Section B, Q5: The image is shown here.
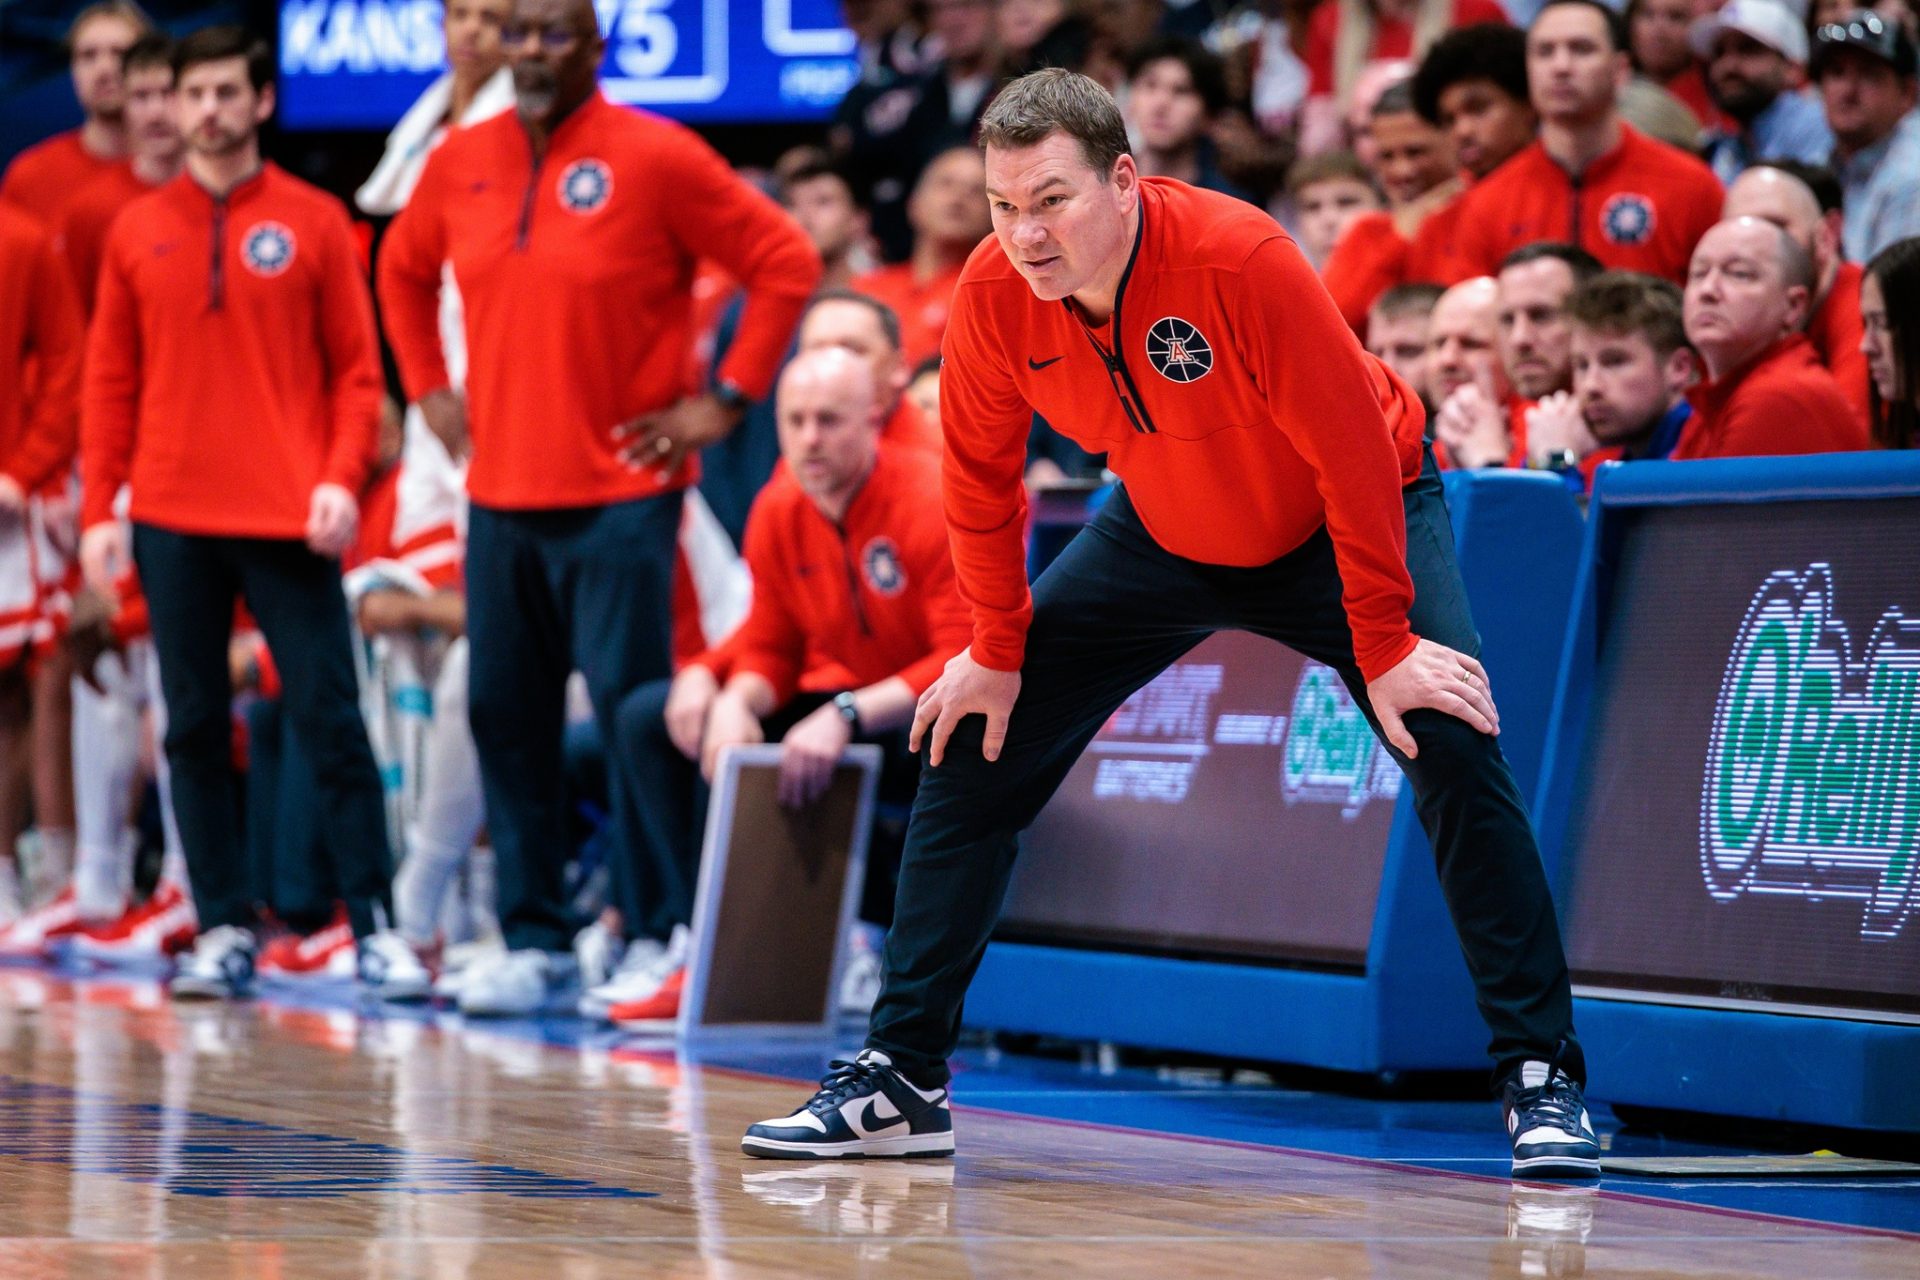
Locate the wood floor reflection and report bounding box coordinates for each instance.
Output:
[0,969,1906,1279]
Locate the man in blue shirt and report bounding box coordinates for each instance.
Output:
[1815,10,1920,260]
[1522,272,1695,490]
[1695,0,1834,186]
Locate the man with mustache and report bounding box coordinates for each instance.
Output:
[378,0,820,1016]
[1695,0,1834,186]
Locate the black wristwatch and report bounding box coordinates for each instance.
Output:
[712,379,751,418]
[832,691,861,731]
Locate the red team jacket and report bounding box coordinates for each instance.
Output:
[940,177,1427,683]
[1807,261,1872,432]
[81,164,384,537]
[694,445,971,702]
[0,205,84,495]
[378,92,821,511]
[1448,126,1723,284]
[0,132,125,226]
[1676,334,1867,460]
[54,166,156,316]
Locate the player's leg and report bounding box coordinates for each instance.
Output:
[237,539,428,999]
[131,526,253,995]
[562,494,681,1000]
[70,652,140,920]
[1242,452,1594,1177]
[394,637,489,949]
[462,504,575,1004]
[743,487,1214,1159]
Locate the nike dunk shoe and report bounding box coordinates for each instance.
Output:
[742,1049,954,1160]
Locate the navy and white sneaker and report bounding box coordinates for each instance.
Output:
[170,925,257,1000]
[742,1049,954,1160]
[1504,1052,1601,1179]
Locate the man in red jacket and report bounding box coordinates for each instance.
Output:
[1722,165,1872,433]
[0,1,149,227]
[595,348,971,1026]
[0,206,84,930]
[77,27,427,1001]
[1676,217,1868,458]
[743,70,1599,1180]
[1449,0,1723,283]
[378,0,821,1016]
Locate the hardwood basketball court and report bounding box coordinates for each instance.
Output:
[0,966,1911,1278]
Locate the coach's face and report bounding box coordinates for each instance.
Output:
[986,131,1139,304]
[506,0,602,130]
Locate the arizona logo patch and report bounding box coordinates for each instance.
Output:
[1600,193,1656,247]
[862,537,907,597]
[558,159,613,214]
[241,222,295,277]
[1146,316,1213,382]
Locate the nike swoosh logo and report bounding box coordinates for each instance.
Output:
[1028,355,1064,371]
[857,1098,909,1136]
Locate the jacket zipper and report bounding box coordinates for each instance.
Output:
[1568,172,1583,252]
[1064,201,1157,434]
[517,136,545,251]
[835,525,874,636]
[209,198,228,310]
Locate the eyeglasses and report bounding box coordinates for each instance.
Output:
[500,21,586,51]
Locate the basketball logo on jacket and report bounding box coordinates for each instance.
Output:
[241,222,296,277]
[558,159,613,214]
[1601,194,1655,247]
[862,537,907,596]
[1146,317,1212,382]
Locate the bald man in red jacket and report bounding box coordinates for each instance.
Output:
[743,71,1600,1181]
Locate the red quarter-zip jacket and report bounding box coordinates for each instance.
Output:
[1449,125,1722,285]
[0,204,83,493]
[1,131,127,228]
[81,164,382,535]
[378,91,821,511]
[941,177,1426,682]
[1676,334,1866,460]
[693,445,971,702]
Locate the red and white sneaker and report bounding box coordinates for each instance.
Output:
[608,965,685,1029]
[0,888,90,957]
[257,907,354,979]
[68,883,199,964]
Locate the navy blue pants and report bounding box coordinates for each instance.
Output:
[867,453,1582,1090]
[465,493,682,953]
[243,697,338,933]
[133,526,392,938]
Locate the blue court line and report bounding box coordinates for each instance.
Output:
[0,1072,653,1200]
[28,960,1920,1236]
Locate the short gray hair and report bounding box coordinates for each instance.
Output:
[978,68,1131,178]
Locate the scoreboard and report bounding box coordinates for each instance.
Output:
[277,0,860,129]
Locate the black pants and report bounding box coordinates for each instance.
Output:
[867,454,1582,1091]
[465,493,681,953]
[133,526,392,938]
[243,697,337,933]
[613,683,917,942]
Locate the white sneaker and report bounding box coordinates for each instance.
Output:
[171,925,257,1000]
[457,947,573,1017]
[573,919,624,991]
[577,925,687,1021]
[432,935,505,1002]
[358,931,433,1002]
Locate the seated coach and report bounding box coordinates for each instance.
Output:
[600,348,972,1025]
